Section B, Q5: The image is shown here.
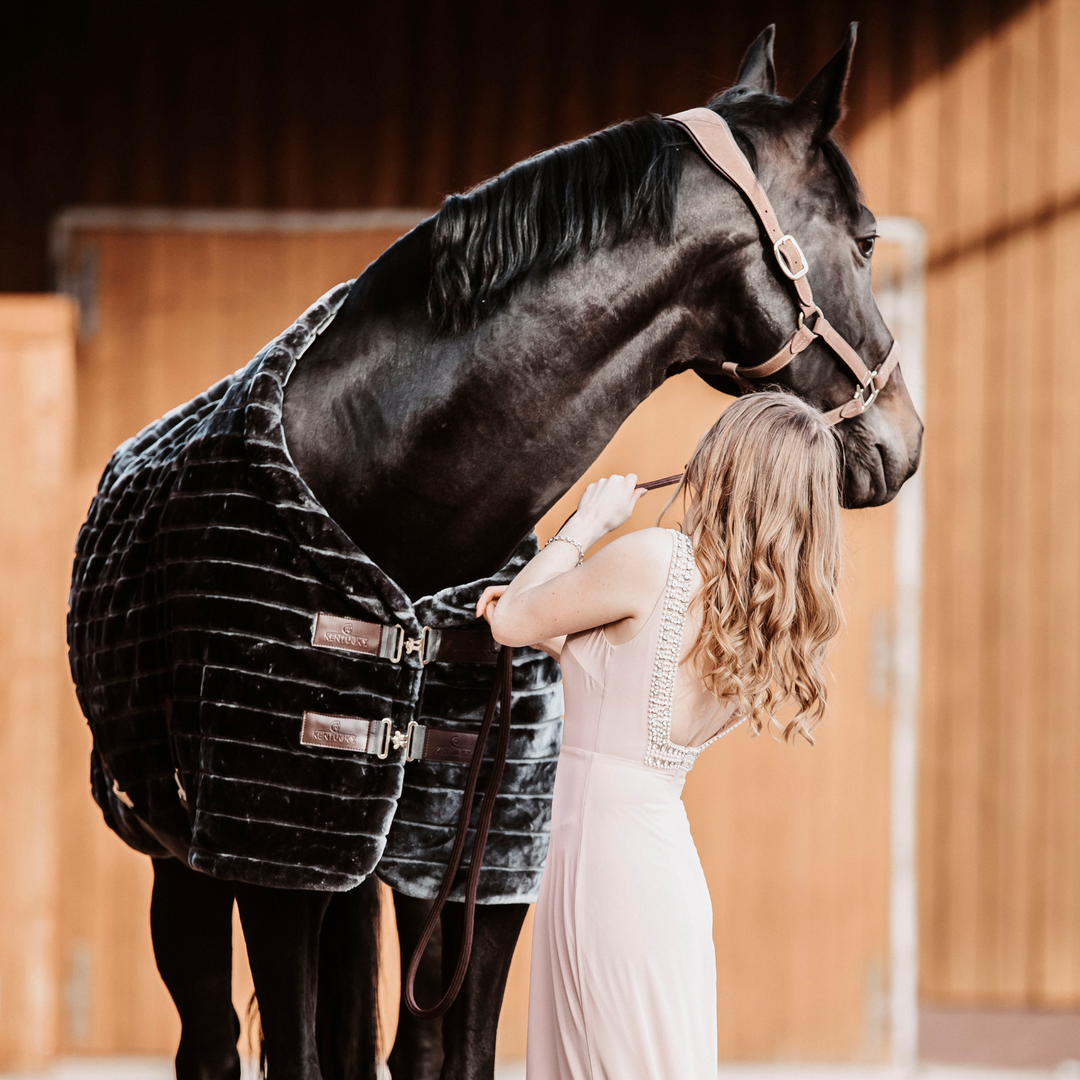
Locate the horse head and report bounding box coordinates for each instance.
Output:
[287,25,923,593]
[685,25,923,507]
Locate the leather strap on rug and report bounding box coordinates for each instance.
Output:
[312,613,501,665]
[404,644,514,1018]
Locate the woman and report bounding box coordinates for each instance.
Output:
[475,391,844,1080]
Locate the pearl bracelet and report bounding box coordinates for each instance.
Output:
[544,534,585,566]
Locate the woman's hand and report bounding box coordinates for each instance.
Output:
[481,473,653,654]
[475,585,507,625]
[562,474,647,549]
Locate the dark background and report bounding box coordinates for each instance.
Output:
[3,0,1026,293]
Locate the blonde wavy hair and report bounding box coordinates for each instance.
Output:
[663,392,844,743]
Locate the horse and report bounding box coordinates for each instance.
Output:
[72,23,921,1080]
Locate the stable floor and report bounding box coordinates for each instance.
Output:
[2,1063,1080,1080]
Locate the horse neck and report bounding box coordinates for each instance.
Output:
[285,206,741,599]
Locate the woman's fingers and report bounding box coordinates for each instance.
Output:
[577,473,644,533]
[475,585,508,623]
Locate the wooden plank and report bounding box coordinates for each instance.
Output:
[1043,0,1080,1005]
[850,0,895,209]
[1022,0,1059,1003]
[0,296,76,1070]
[997,4,1042,1004]
[972,6,1033,1004]
[902,0,945,230]
[937,16,994,1003]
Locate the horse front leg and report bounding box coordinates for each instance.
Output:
[439,901,528,1080]
[316,877,382,1080]
[388,892,445,1080]
[150,856,241,1080]
[235,881,331,1079]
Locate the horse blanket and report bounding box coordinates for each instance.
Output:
[68,281,563,898]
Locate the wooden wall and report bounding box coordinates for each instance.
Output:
[0,297,75,1071]
[2,0,1030,292]
[848,0,1080,1007]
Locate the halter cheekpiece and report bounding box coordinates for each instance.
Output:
[664,108,900,426]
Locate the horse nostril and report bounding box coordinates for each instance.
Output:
[874,443,890,493]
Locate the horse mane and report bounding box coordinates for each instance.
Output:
[426,101,863,336]
[818,137,863,219]
[427,116,685,335]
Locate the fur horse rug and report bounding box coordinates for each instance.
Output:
[68,281,563,899]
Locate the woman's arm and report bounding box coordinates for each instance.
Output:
[475,585,566,660]
[476,474,671,649]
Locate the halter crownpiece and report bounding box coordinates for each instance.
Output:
[663,108,900,427]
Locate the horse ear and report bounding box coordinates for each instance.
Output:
[735,25,776,94]
[791,22,858,141]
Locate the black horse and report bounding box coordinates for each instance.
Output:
[96,24,921,1080]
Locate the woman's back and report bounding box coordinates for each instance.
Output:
[559,529,739,770]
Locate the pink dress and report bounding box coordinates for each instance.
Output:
[527,530,740,1080]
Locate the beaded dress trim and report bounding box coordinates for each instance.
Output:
[644,530,742,773]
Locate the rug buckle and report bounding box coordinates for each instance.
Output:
[404,626,434,665]
[388,625,406,663]
[372,718,393,759]
[392,720,424,761]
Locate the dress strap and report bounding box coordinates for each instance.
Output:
[644,531,698,772]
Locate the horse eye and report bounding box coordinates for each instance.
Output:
[858,236,876,259]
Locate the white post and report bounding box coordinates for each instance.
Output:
[877,218,927,1073]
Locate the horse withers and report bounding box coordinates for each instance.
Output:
[68,23,921,1080]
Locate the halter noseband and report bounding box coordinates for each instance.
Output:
[664,108,900,427]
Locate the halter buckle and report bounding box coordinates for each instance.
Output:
[853,368,882,412]
[774,234,810,280]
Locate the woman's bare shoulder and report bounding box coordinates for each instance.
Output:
[588,528,677,641]
[594,527,677,572]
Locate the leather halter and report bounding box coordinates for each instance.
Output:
[664,108,901,427]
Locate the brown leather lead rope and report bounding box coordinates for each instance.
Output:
[637,472,683,491]
[404,644,514,1018]
[550,471,685,538]
[405,481,679,1016]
